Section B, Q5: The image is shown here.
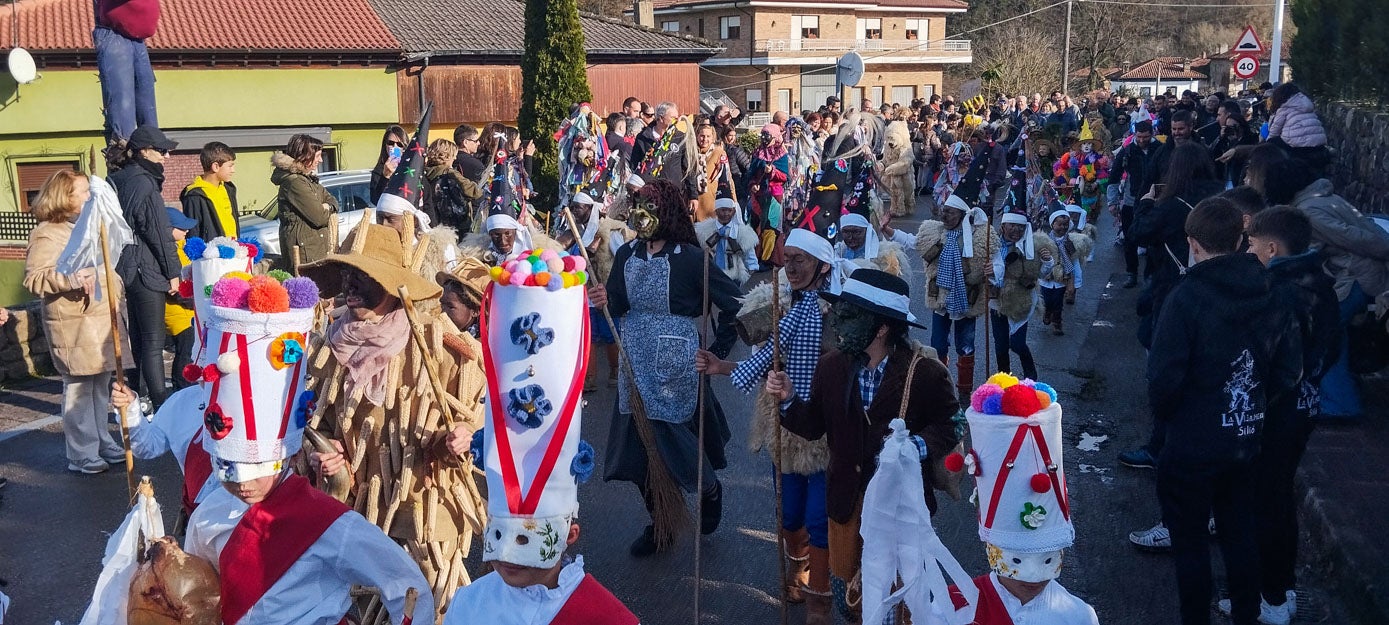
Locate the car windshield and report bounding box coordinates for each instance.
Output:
[256,177,372,221]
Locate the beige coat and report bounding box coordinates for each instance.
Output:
[24,221,130,377]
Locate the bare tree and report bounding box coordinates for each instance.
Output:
[973,24,1065,98]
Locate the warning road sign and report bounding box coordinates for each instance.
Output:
[1233,54,1260,80]
[1233,26,1263,54]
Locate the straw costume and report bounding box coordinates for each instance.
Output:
[299,222,488,620]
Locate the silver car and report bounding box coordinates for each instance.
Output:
[239,169,374,260]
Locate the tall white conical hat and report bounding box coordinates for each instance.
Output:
[477,247,595,569]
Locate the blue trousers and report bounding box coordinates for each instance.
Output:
[779,469,828,548]
[93,27,158,143]
[1320,283,1368,418]
[989,310,1037,380]
[929,311,976,358]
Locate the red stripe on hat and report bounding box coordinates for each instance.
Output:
[237,334,257,441]
[278,357,304,440]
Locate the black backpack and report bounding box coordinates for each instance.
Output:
[424,172,471,231]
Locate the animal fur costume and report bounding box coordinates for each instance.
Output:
[995,233,1059,324]
[299,223,488,619]
[881,121,917,218]
[916,217,1000,320]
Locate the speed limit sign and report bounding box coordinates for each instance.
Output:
[1233,54,1260,80]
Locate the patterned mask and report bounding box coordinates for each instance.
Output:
[987,543,1063,583]
[630,202,661,239]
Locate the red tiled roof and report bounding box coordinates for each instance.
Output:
[1115,57,1208,81]
[652,0,968,10]
[0,0,399,54]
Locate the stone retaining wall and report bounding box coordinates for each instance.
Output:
[1320,102,1389,215]
[0,302,55,384]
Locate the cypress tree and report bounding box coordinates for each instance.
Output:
[519,0,593,210]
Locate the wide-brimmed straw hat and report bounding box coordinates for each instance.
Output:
[299,222,442,301]
[436,256,491,309]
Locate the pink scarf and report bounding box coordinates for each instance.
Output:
[327,308,412,406]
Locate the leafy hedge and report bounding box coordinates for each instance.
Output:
[1290,0,1388,105]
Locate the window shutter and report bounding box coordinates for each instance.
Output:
[16,161,81,213]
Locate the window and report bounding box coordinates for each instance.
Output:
[777,89,792,114]
[719,16,741,40]
[849,87,864,109]
[905,19,925,41]
[317,146,339,173]
[662,20,679,32]
[856,18,882,40]
[870,86,884,108]
[746,89,764,112]
[15,160,81,213]
[1140,86,1153,97]
[891,86,915,106]
[793,15,819,39]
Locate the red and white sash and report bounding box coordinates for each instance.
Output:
[181,429,212,514]
[218,474,350,625]
[551,574,639,625]
[950,575,1016,625]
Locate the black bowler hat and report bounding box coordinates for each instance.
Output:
[821,268,925,329]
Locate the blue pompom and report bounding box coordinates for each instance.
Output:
[982,394,1004,415]
[1034,382,1058,402]
[570,440,596,484]
[217,245,236,259]
[241,236,266,264]
[184,237,207,260]
[469,429,485,463]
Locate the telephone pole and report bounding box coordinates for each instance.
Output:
[1269,0,1286,83]
[1062,0,1073,95]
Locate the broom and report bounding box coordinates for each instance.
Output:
[562,207,688,549]
[693,245,710,625]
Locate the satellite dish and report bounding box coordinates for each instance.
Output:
[836,51,864,88]
[8,48,37,85]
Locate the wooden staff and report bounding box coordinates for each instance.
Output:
[561,207,688,548]
[983,208,994,375]
[770,267,788,625]
[396,286,457,428]
[99,222,136,504]
[400,588,419,625]
[693,245,711,625]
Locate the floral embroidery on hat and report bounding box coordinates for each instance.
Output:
[506,384,552,429]
[1020,502,1048,530]
[510,312,555,355]
[204,403,233,440]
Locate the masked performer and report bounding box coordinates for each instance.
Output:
[747,123,791,266]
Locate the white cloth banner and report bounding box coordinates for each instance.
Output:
[860,419,977,625]
[77,491,166,625]
[56,176,134,302]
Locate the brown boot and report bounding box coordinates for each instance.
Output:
[1052,308,1065,336]
[1065,280,1076,305]
[781,528,810,604]
[804,547,833,625]
[955,353,976,403]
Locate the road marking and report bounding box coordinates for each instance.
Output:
[1091,320,1115,328]
[0,414,61,444]
[1077,432,1109,452]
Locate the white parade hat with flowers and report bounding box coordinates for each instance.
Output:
[181,238,320,484]
[946,372,1074,583]
[475,247,597,569]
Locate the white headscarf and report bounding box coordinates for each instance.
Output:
[713,197,745,228]
[625,173,645,189]
[999,212,1034,259]
[786,228,852,294]
[377,192,431,234]
[569,192,600,247]
[943,195,987,258]
[836,212,880,260]
[484,213,535,253]
[1065,204,1086,229]
[1047,209,1072,232]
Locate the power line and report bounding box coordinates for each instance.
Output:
[1077,0,1275,6]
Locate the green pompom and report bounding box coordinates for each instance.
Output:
[203,285,214,297]
[268,269,293,283]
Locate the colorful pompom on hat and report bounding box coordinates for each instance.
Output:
[951,372,1073,558]
[190,257,318,484]
[478,250,594,568]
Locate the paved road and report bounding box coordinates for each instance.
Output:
[0,194,1352,625]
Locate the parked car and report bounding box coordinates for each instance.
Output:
[239,170,373,261]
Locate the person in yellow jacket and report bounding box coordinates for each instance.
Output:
[164,207,198,390]
[179,142,240,240]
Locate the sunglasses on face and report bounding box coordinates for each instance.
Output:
[387,140,405,147]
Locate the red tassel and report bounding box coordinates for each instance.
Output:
[182,363,203,383]
[1030,473,1052,493]
[944,452,965,473]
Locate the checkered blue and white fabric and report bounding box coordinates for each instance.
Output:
[731,289,823,401]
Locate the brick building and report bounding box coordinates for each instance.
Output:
[629,0,971,117]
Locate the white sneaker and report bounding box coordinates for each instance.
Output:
[1208,516,1218,536]
[1285,590,1297,615]
[67,459,110,474]
[1216,596,1293,625]
[1128,522,1171,551]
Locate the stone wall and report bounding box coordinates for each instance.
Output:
[1320,102,1389,215]
[0,302,55,384]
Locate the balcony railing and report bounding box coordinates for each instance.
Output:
[755,38,971,54]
